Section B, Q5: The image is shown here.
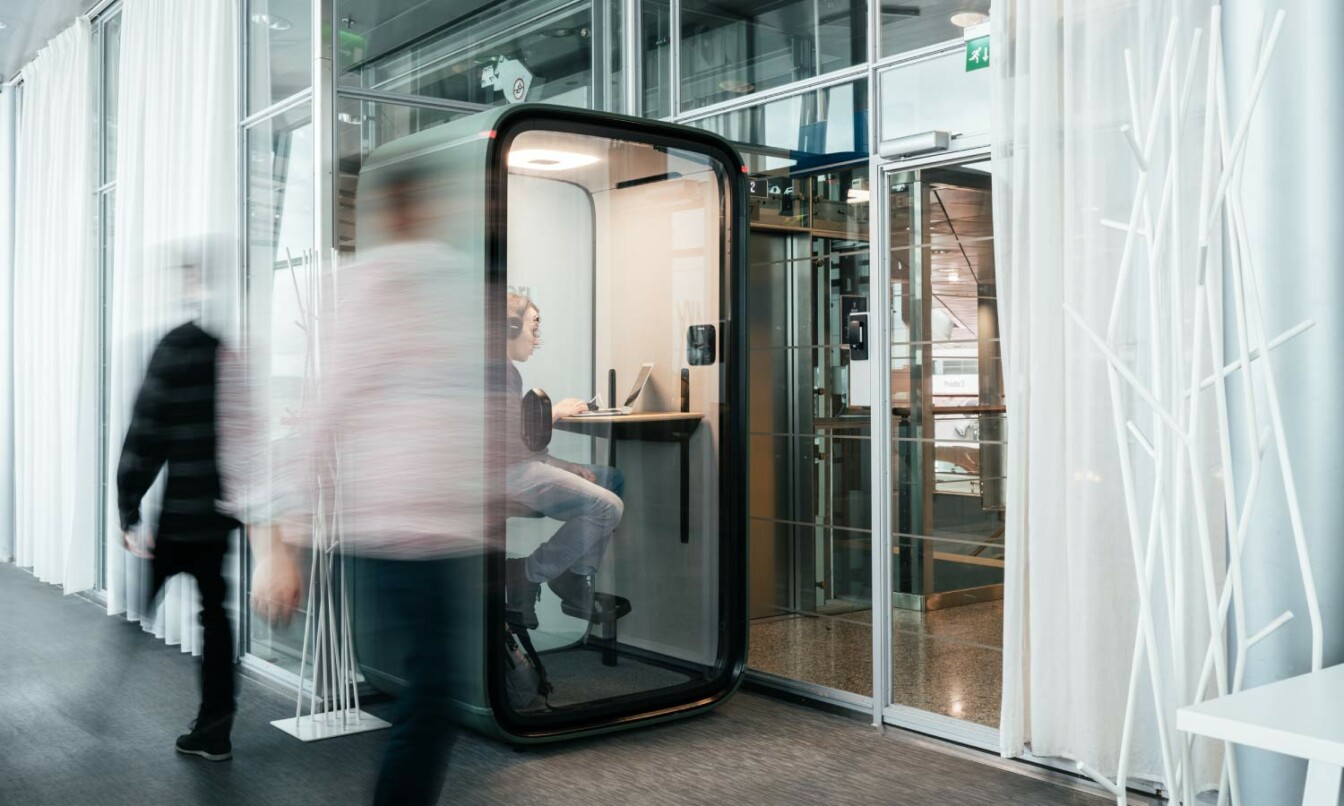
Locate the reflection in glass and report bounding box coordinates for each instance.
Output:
[887,162,1003,727]
[880,0,989,58]
[247,0,312,114]
[679,0,864,112]
[742,156,873,696]
[691,80,867,173]
[346,0,593,109]
[244,106,315,674]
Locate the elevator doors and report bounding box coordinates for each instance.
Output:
[746,164,874,698]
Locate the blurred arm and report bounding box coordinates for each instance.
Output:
[249,521,302,625]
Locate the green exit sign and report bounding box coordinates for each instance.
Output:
[964,22,990,72]
[965,35,990,71]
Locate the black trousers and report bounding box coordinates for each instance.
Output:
[149,540,236,725]
[365,555,473,806]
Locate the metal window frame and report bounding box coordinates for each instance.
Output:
[92,1,123,595]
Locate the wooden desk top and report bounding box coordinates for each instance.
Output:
[554,411,704,441]
[559,411,704,425]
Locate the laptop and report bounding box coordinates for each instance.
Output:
[574,363,654,416]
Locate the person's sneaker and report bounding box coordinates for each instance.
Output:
[175,715,233,762]
[505,558,540,629]
[548,571,595,620]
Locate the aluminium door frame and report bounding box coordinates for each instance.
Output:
[870,146,1005,752]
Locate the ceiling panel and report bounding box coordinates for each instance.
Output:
[0,0,96,83]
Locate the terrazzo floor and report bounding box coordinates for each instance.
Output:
[749,600,1003,727]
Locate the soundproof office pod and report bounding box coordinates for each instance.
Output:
[347,104,748,742]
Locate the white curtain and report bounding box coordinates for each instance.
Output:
[12,20,98,593]
[994,0,1224,794]
[104,0,239,655]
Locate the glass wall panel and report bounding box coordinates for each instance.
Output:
[641,0,672,118]
[878,50,990,148]
[886,162,1003,728]
[690,79,867,171]
[101,13,121,183]
[344,0,593,110]
[880,0,988,58]
[679,0,865,113]
[244,105,315,675]
[247,0,313,114]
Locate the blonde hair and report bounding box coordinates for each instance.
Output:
[506,292,537,320]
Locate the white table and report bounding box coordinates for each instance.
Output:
[1177,663,1344,805]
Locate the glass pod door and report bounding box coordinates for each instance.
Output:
[493,114,746,735]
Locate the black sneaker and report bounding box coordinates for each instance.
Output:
[175,714,233,762]
[505,558,540,630]
[548,571,595,620]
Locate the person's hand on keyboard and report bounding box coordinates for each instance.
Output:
[551,398,590,420]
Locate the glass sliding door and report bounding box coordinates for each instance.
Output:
[883,159,1004,731]
[243,105,316,675]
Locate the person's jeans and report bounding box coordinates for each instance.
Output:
[368,555,473,806]
[149,540,235,725]
[508,462,624,582]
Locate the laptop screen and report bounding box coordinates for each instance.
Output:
[623,362,655,408]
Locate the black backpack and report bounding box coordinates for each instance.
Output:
[503,623,552,711]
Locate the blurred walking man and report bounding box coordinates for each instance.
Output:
[117,242,241,761]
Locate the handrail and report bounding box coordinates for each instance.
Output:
[892,405,1007,417]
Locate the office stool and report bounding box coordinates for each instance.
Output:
[562,591,632,667]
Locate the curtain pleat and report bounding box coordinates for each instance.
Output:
[12,19,97,594]
[104,0,239,657]
[994,0,1225,792]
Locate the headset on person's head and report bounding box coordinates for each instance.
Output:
[505,291,535,340]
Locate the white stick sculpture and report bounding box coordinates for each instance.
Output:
[271,248,390,742]
[1064,6,1320,803]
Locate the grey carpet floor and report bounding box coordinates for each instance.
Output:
[535,646,695,709]
[0,562,1105,806]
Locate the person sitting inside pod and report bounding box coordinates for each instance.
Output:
[502,292,625,629]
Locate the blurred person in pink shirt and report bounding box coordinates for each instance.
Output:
[250,164,490,806]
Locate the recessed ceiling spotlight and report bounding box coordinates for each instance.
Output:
[251,13,292,32]
[950,11,988,28]
[0,20,9,31]
[508,149,599,172]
